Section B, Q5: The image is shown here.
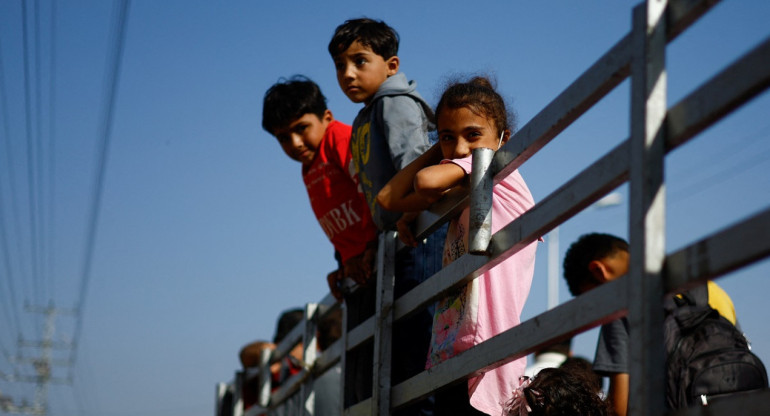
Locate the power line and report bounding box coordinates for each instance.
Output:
[0,21,34,339]
[33,0,48,309]
[21,0,43,333]
[668,122,770,203]
[0,193,23,339]
[0,18,25,345]
[69,0,131,376]
[45,0,57,303]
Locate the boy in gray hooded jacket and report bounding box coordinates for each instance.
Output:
[329,17,444,416]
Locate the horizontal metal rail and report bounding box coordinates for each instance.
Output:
[219,1,770,415]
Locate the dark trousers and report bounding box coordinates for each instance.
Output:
[344,225,447,416]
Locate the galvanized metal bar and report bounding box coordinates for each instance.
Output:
[413,186,468,241]
[271,321,303,367]
[257,348,271,410]
[666,35,770,150]
[232,375,244,416]
[627,2,668,415]
[300,303,319,416]
[664,207,770,294]
[242,404,267,416]
[344,398,371,416]
[411,0,724,247]
[270,369,308,408]
[493,33,632,181]
[468,148,495,254]
[372,232,396,415]
[666,0,721,41]
[314,337,342,375]
[494,0,719,183]
[339,301,350,416]
[311,303,343,374]
[391,277,629,409]
[395,33,770,332]
[395,140,630,323]
[345,315,374,351]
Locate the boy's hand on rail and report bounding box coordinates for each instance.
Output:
[326,270,344,301]
[396,212,420,247]
[344,240,377,286]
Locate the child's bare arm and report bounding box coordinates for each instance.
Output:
[377,144,444,212]
[414,162,467,201]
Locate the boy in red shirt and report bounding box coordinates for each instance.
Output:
[262,75,378,299]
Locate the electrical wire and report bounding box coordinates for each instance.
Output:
[0,18,25,346]
[68,0,131,375]
[668,122,770,203]
[33,0,48,308]
[0,21,33,347]
[0,200,23,340]
[21,0,43,334]
[46,0,57,303]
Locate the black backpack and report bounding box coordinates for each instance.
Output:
[663,284,768,408]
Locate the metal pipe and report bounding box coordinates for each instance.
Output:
[468,148,495,254]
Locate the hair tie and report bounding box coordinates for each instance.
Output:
[504,376,541,416]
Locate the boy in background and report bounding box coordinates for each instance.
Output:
[329,17,445,415]
[562,232,739,416]
[262,75,378,299]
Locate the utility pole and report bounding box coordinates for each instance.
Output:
[0,302,75,415]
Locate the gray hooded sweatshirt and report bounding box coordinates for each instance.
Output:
[350,72,435,230]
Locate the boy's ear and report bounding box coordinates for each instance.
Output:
[386,56,399,76]
[323,109,333,122]
[588,260,610,283]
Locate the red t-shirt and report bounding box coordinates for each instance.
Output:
[302,120,377,262]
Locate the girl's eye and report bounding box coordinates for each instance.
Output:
[440,135,454,142]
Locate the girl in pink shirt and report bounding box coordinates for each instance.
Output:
[378,76,538,415]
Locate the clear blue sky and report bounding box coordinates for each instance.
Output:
[0,1,768,415]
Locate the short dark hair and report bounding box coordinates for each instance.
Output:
[262,75,327,135]
[273,308,304,344]
[562,233,629,296]
[328,18,399,60]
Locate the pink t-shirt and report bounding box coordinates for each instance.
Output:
[426,155,537,415]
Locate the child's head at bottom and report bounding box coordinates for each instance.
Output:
[435,76,517,160]
[505,367,611,416]
[262,75,332,165]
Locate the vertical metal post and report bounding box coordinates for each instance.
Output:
[301,303,319,415]
[216,383,227,416]
[257,348,272,410]
[340,301,350,414]
[547,226,560,310]
[372,231,396,415]
[468,147,495,254]
[233,372,244,416]
[628,1,667,415]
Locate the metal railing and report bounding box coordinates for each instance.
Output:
[217,0,770,414]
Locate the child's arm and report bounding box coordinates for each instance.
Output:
[413,161,467,201]
[377,144,444,212]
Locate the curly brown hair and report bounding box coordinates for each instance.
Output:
[504,367,612,416]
